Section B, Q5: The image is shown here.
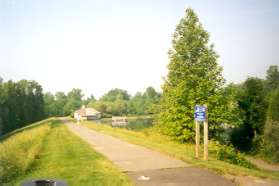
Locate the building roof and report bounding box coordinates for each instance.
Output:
[75,107,101,117]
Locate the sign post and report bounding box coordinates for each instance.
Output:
[194,105,208,160]
[195,120,200,158]
[203,104,208,160]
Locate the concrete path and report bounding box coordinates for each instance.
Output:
[66,122,235,186]
[66,123,187,172]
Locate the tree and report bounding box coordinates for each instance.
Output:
[0,79,45,135]
[100,89,130,102]
[128,92,146,115]
[157,8,225,142]
[84,94,96,105]
[264,88,279,161]
[43,92,56,117]
[265,65,279,92]
[231,77,267,151]
[53,92,68,116]
[64,88,83,115]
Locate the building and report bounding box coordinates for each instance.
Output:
[74,106,101,121]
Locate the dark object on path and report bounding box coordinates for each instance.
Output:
[21,179,67,186]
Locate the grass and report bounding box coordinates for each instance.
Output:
[0,121,52,183]
[83,121,279,180]
[2,119,132,186]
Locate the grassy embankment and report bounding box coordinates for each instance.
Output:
[1,119,131,186]
[83,121,279,180]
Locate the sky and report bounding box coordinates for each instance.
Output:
[0,0,279,98]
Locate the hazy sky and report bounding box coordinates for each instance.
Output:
[1,0,279,98]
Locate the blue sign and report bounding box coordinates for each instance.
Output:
[194,105,206,121]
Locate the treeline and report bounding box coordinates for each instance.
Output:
[156,8,279,162]
[0,79,44,135]
[87,87,160,117]
[44,87,160,118]
[0,76,160,136]
[43,89,84,117]
[227,66,279,159]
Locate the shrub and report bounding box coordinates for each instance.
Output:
[216,144,257,169]
[0,124,51,183]
[209,140,256,169]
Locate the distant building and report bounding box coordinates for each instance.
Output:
[74,106,101,120]
[111,116,128,126]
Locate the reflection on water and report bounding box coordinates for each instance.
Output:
[97,118,153,131]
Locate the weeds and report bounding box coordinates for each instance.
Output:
[0,124,51,183]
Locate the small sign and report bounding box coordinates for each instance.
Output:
[194,105,206,121]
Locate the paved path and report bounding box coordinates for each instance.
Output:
[66,122,187,172]
[66,122,235,186]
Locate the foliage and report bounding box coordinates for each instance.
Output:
[0,79,45,135]
[0,124,51,183]
[100,88,130,102]
[216,144,257,169]
[128,87,161,115]
[83,94,96,105]
[265,65,279,92]
[231,77,267,151]
[157,8,228,142]
[63,88,84,115]
[44,89,84,117]
[87,87,160,116]
[266,88,279,122]
[263,88,279,162]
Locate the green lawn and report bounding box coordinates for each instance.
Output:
[3,119,131,186]
[83,121,279,180]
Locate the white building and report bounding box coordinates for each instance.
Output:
[74,106,101,120]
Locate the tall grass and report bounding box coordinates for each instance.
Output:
[0,124,51,183]
[10,122,132,186]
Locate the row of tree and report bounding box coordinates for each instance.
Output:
[43,89,84,117]
[87,87,161,116]
[0,78,44,135]
[43,87,161,118]
[156,8,279,161]
[0,77,160,136]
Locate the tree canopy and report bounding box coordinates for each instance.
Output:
[0,79,44,135]
[157,8,226,142]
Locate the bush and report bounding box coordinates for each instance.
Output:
[216,144,257,169]
[209,140,256,169]
[0,124,51,183]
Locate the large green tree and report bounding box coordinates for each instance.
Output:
[157,8,226,142]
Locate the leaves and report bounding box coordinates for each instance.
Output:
[157,8,228,142]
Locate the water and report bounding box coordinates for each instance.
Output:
[98,118,153,131]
